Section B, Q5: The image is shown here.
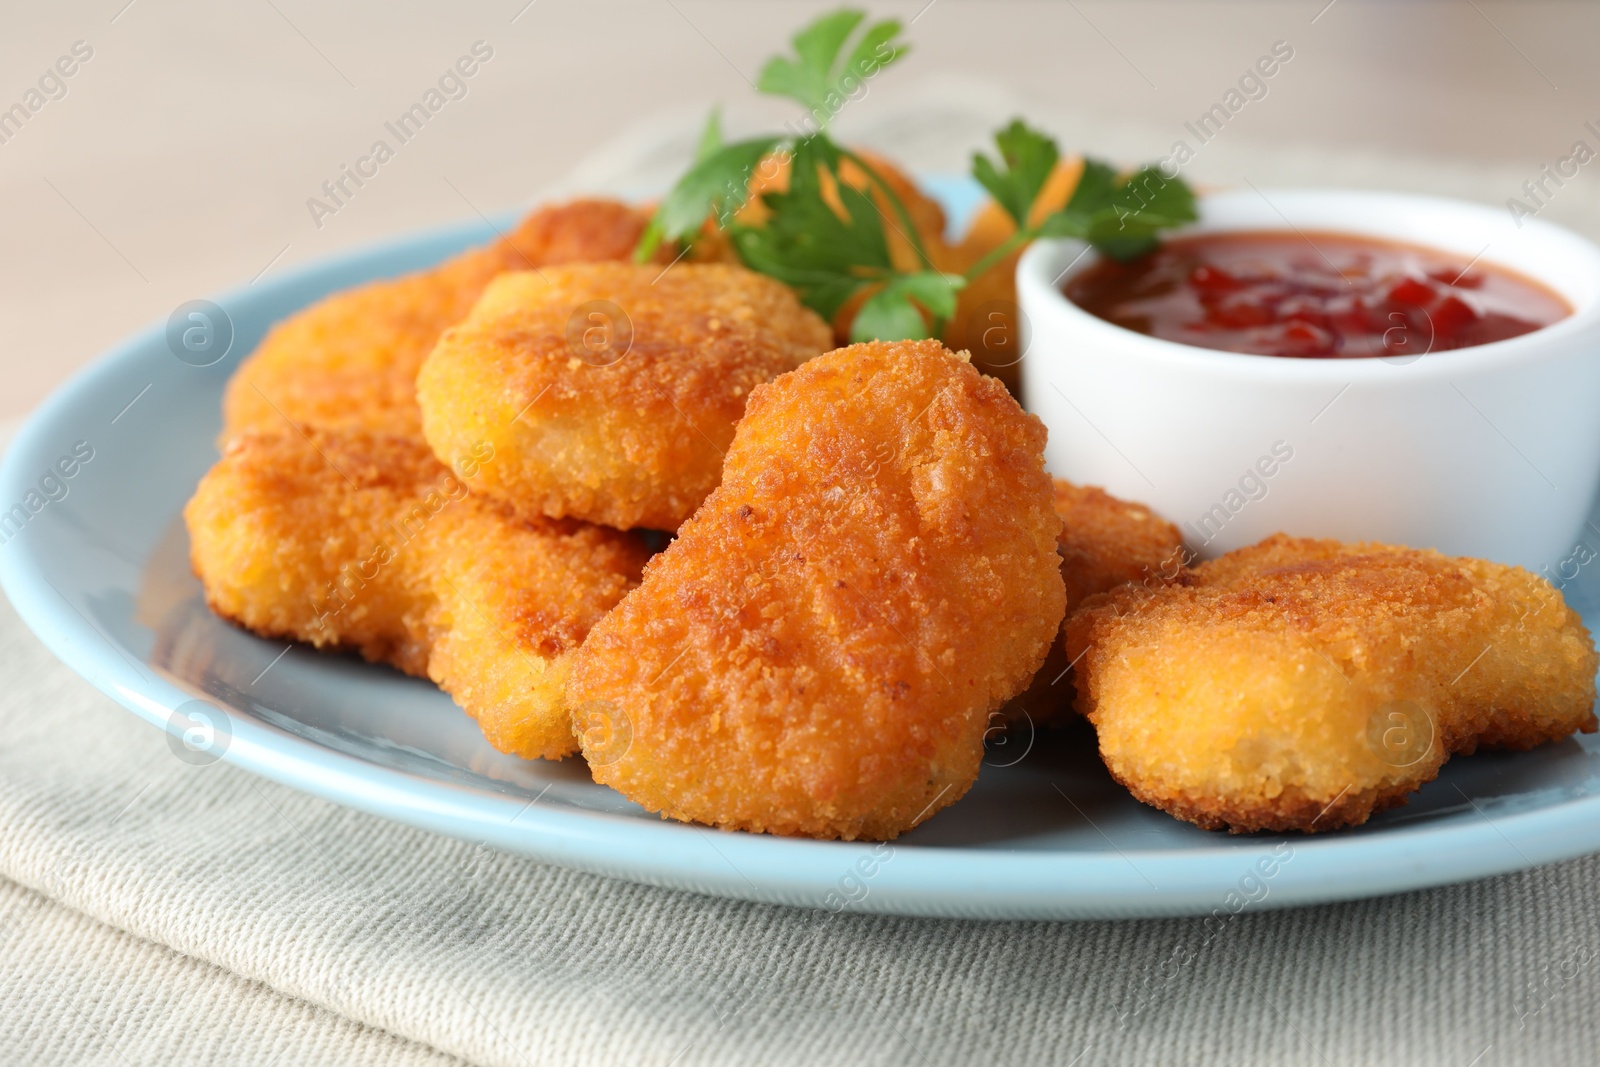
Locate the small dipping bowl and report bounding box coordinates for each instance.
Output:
[1016,188,1600,574]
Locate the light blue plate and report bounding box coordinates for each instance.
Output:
[6,178,1600,920]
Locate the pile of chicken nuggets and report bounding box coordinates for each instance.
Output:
[186,168,1599,841]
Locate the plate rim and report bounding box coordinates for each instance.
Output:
[5,194,1600,921]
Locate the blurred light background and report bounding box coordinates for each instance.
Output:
[2,0,1594,419]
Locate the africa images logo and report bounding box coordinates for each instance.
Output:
[305,42,494,229]
[0,441,95,547]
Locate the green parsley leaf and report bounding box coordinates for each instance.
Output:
[847,271,965,343]
[839,18,908,96]
[730,137,890,320]
[694,106,724,163]
[1036,159,1197,261]
[633,135,782,262]
[791,10,864,84]
[893,271,964,320]
[1063,159,1118,216]
[970,119,1061,229]
[756,8,908,124]
[1119,165,1196,223]
[851,284,931,343]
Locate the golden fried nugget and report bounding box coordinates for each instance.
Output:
[417,262,833,531]
[1010,480,1186,722]
[1065,534,1599,833]
[221,199,651,441]
[185,430,650,758]
[565,340,1066,839]
[1055,480,1186,614]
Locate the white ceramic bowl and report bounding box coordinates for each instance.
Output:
[1017,188,1600,574]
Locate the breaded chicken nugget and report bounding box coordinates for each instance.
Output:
[1009,480,1185,722]
[1054,480,1186,614]
[222,199,651,441]
[1065,534,1598,833]
[417,262,833,531]
[564,340,1066,839]
[185,429,650,758]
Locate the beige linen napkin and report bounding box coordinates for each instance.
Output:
[6,95,1600,1066]
[2,586,1598,1066]
[0,879,458,1066]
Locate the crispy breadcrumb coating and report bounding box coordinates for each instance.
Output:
[1010,480,1186,723]
[221,199,651,441]
[565,340,1065,839]
[417,262,833,531]
[1065,534,1598,833]
[184,430,650,758]
[1054,480,1187,614]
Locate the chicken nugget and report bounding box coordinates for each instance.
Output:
[564,340,1066,839]
[1065,534,1598,833]
[1054,480,1187,614]
[222,199,651,441]
[185,429,650,758]
[1009,480,1186,723]
[417,262,833,531]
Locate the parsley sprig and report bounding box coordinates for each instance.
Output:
[635,9,1198,343]
[965,122,1199,277]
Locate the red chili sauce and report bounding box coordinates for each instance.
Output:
[1062,230,1570,358]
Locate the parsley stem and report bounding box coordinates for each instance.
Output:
[960,225,1038,287]
[836,145,938,273]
